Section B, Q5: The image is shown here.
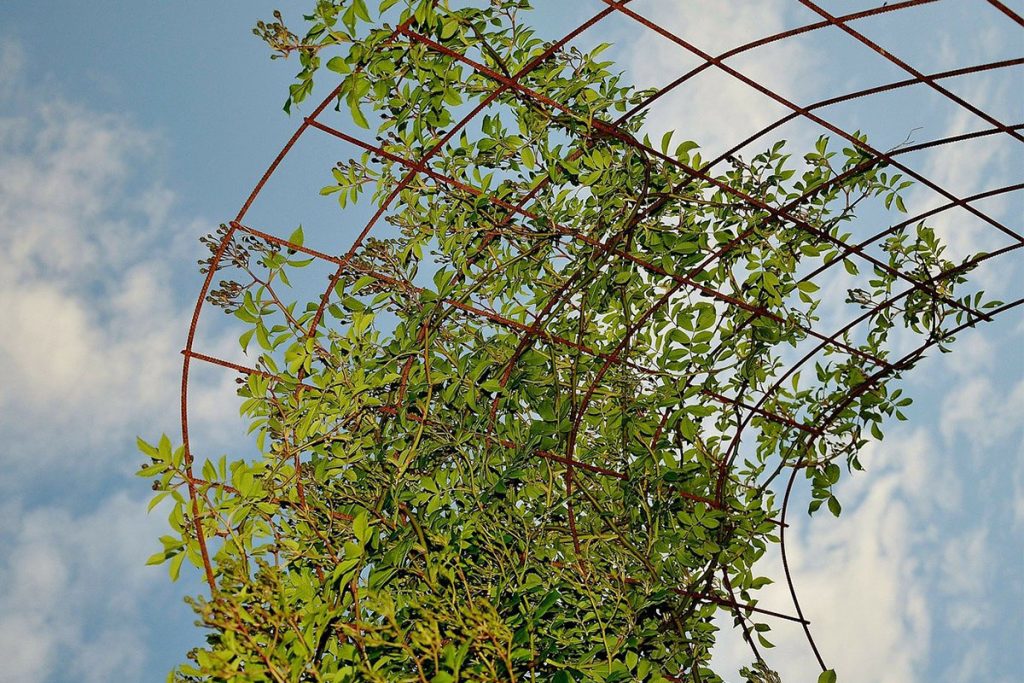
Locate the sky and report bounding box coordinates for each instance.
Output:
[0,1,1021,681]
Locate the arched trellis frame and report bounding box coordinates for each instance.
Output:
[174,1,1022,678]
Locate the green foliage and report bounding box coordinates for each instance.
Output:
[739,661,781,683]
[141,1,994,681]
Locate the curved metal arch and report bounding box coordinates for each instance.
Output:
[775,290,1024,667]
[180,0,1024,677]
[601,0,1024,246]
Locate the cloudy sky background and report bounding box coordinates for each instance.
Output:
[0,1,1021,681]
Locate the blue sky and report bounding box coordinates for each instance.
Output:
[0,1,1021,681]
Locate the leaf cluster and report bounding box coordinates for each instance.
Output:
[141,2,996,681]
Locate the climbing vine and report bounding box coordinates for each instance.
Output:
[140,1,996,681]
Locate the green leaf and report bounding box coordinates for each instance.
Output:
[480,379,503,393]
[349,100,369,129]
[440,18,459,40]
[696,305,715,330]
[521,146,536,170]
[146,550,168,566]
[352,0,371,22]
[239,328,256,352]
[168,551,186,582]
[660,130,673,154]
[818,670,838,683]
[137,437,158,458]
[158,434,172,459]
[827,495,842,518]
[535,590,560,620]
[675,140,699,158]
[797,280,819,293]
[353,510,370,544]
[678,417,698,442]
[326,56,350,74]
[147,491,170,513]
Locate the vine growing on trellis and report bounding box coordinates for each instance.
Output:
[139,1,1000,681]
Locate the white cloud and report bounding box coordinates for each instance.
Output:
[714,424,1001,681]
[782,494,928,682]
[939,526,990,632]
[0,495,170,683]
[0,40,239,682]
[623,0,818,159]
[712,431,935,682]
[0,43,239,485]
[1013,449,1024,531]
[905,76,1020,293]
[938,375,1024,451]
[944,331,996,378]
[0,42,26,98]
